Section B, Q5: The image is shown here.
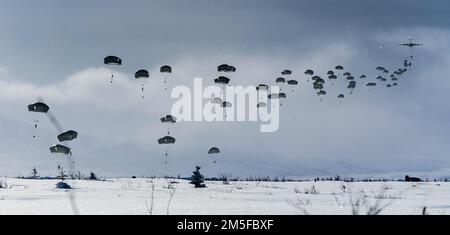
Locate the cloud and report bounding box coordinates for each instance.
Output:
[1,33,450,179]
[1,1,450,178]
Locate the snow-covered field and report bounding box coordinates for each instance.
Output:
[0,178,448,215]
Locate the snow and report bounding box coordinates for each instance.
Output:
[0,178,449,215]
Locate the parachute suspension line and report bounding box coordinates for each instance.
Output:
[221,84,226,98]
[33,120,39,139]
[164,78,167,92]
[164,148,169,165]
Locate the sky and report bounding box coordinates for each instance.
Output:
[1,0,450,179]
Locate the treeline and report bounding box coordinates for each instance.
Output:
[17,169,103,181]
[204,175,450,183]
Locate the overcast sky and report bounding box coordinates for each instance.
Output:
[1,0,450,179]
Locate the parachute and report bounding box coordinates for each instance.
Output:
[347,81,356,93]
[28,102,49,139]
[305,70,314,76]
[312,76,322,82]
[218,64,229,72]
[104,56,122,83]
[50,144,71,155]
[314,77,325,85]
[221,101,233,118]
[304,69,314,82]
[281,70,292,75]
[28,102,49,113]
[161,115,177,136]
[257,102,267,108]
[208,147,221,163]
[161,115,177,124]
[135,69,149,99]
[313,83,324,90]
[335,65,344,70]
[287,80,298,92]
[160,65,172,73]
[104,56,122,65]
[214,76,230,85]
[276,77,286,84]
[160,65,172,91]
[256,84,269,102]
[134,69,149,78]
[328,74,337,85]
[218,64,236,73]
[317,90,327,96]
[287,80,298,85]
[214,76,231,96]
[158,136,176,144]
[222,101,233,108]
[338,94,345,103]
[208,147,220,154]
[57,130,78,142]
[256,84,269,91]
